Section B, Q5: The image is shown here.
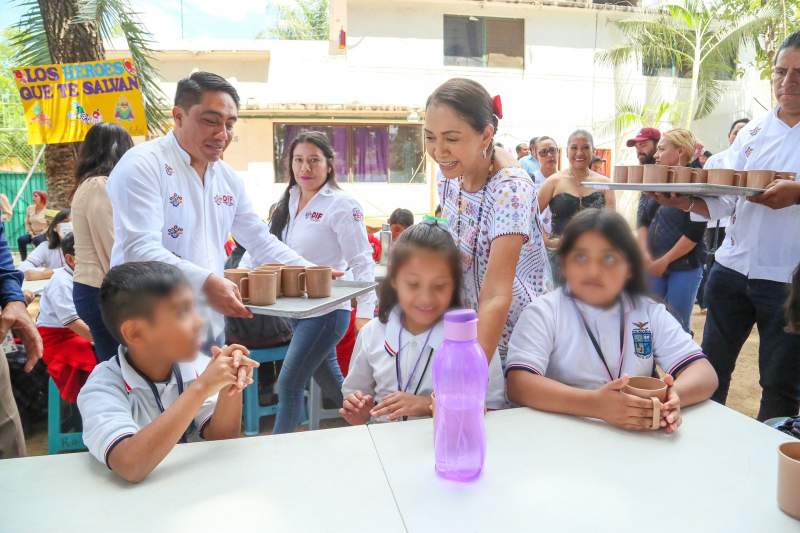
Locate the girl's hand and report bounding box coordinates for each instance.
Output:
[370,392,431,421]
[659,374,682,433]
[340,391,374,425]
[593,376,655,431]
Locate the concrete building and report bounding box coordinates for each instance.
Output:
[110,0,771,220]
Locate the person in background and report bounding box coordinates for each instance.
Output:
[0,220,42,459]
[519,136,541,179]
[537,129,614,283]
[241,131,376,434]
[637,129,706,331]
[388,208,414,242]
[653,31,800,420]
[36,233,96,403]
[590,156,605,175]
[71,123,134,362]
[506,209,718,433]
[77,262,258,482]
[18,190,48,261]
[627,128,661,165]
[0,194,12,225]
[426,78,550,371]
[17,209,70,281]
[515,142,530,160]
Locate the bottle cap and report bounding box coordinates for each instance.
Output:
[443,309,478,341]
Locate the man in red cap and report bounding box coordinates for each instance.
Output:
[626,127,661,164]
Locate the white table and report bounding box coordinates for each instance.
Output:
[367,403,798,533]
[0,425,405,533]
[21,278,49,295]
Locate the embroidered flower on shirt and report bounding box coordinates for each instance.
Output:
[167,225,183,239]
[168,193,183,207]
[745,146,754,158]
[352,208,364,222]
[164,163,175,176]
[749,126,761,137]
[214,194,235,207]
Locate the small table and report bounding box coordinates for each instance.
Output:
[367,403,798,533]
[0,425,405,533]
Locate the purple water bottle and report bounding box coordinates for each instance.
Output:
[432,309,488,481]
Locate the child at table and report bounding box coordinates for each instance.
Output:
[36,233,96,403]
[340,219,505,424]
[506,209,718,433]
[77,261,259,482]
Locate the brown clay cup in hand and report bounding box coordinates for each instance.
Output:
[305,266,332,298]
[224,268,250,288]
[643,164,669,184]
[669,166,694,184]
[622,376,668,430]
[281,266,306,297]
[613,166,629,184]
[240,271,277,306]
[628,165,644,184]
[778,442,800,520]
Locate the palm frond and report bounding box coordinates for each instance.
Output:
[10,0,53,66]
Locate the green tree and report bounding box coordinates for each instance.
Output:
[10,0,168,208]
[598,0,774,129]
[261,0,329,40]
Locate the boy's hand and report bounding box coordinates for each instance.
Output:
[593,376,655,431]
[210,344,259,396]
[195,352,238,398]
[370,391,431,421]
[659,374,682,433]
[339,391,374,425]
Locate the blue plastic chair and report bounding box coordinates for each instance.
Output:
[243,345,295,436]
[47,378,85,454]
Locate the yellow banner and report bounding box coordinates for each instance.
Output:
[12,58,148,145]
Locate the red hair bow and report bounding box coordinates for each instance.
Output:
[492,95,503,119]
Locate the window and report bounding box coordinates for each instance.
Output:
[443,15,524,69]
[273,123,426,184]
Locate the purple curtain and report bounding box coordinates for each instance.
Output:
[353,127,389,182]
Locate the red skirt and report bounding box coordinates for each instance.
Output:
[39,326,96,403]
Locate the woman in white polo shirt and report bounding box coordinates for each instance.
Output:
[255,131,376,434]
[506,209,718,432]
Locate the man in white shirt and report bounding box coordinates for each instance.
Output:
[109,72,309,344]
[654,32,800,420]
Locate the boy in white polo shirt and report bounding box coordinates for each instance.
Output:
[77,261,258,482]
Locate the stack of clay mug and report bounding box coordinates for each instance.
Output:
[613,164,796,189]
[224,265,333,306]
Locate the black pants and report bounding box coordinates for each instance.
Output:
[702,263,800,420]
[697,226,726,309]
[17,233,45,261]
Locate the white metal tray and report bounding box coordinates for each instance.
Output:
[583,181,765,197]
[246,280,377,319]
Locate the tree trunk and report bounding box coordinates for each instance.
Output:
[685,32,702,130]
[38,0,105,209]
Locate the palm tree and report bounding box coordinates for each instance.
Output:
[598,0,775,129]
[11,0,168,208]
[260,0,329,40]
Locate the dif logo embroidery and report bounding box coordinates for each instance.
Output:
[632,321,653,359]
[164,163,175,176]
[167,225,183,239]
[305,211,324,222]
[214,194,235,207]
[169,193,183,207]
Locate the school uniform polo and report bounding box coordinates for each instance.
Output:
[107,130,309,338]
[36,266,78,328]
[241,182,376,319]
[17,241,65,275]
[506,288,706,391]
[697,107,800,283]
[77,347,216,468]
[342,308,507,421]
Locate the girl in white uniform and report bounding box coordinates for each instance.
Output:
[264,131,376,434]
[506,209,719,432]
[341,219,505,424]
[17,209,71,281]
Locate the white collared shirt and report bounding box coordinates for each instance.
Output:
[343,307,506,421]
[36,266,77,328]
[506,288,705,391]
[77,346,217,468]
[242,182,376,319]
[697,108,800,283]
[108,131,309,336]
[17,241,65,274]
